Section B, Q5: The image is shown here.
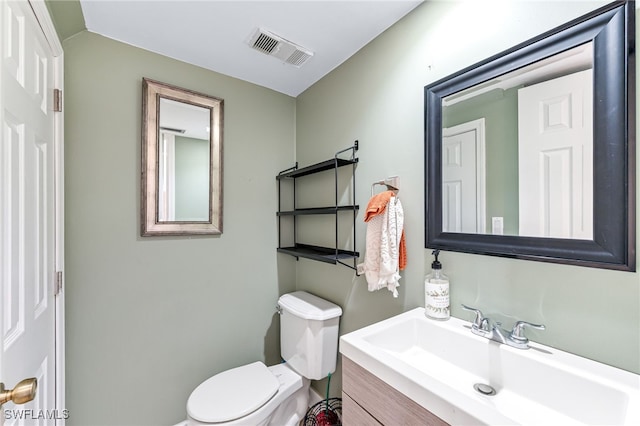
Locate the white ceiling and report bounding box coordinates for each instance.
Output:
[79,0,424,97]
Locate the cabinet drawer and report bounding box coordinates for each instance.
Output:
[342,356,449,426]
[342,392,382,425]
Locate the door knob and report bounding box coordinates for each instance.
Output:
[0,378,37,407]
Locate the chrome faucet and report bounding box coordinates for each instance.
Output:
[461,304,545,349]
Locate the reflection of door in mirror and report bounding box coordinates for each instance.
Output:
[442,119,486,234]
[441,42,593,239]
[518,69,593,240]
[157,98,211,222]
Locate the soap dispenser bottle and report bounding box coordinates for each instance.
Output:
[425,250,450,320]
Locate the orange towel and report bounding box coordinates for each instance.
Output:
[364,191,394,222]
[364,190,407,270]
[399,230,407,271]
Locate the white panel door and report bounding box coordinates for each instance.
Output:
[442,119,486,233]
[1,0,61,423]
[518,69,593,239]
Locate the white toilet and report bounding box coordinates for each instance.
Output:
[186,291,342,426]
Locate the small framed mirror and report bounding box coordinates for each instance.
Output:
[425,1,635,270]
[141,78,223,236]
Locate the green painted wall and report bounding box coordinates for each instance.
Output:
[443,87,520,234]
[45,0,85,41]
[295,0,639,399]
[64,31,296,425]
[60,1,639,423]
[174,135,210,221]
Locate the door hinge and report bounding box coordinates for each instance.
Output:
[53,88,62,112]
[55,271,63,295]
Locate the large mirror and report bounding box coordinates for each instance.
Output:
[142,78,223,236]
[425,1,635,270]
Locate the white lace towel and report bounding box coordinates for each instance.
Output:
[357,196,404,297]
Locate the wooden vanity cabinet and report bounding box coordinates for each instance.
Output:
[341,356,449,426]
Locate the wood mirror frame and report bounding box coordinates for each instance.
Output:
[424,1,635,270]
[141,78,224,236]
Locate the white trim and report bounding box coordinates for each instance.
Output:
[159,132,176,221]
[308,386,323,407]
[442,118,486,233]
[28,0,63,56]
[0,0,4,412]
[28,1,65,424]
[53,52,65,426]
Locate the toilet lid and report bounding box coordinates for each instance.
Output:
[187,361,279,423]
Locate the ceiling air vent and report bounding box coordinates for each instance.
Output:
[248,28,314,68]
[253,32,279,54]
[159,126,185,134]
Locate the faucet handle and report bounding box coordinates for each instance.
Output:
[509,320,546,343]
[461,304,486,329]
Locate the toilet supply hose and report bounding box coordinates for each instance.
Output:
[314,372,339,426]
[325,372,331,414]
[303,373,342,426]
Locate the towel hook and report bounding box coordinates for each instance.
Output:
[371,176,400,196]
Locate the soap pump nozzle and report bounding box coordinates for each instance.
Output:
[431,249,442,270]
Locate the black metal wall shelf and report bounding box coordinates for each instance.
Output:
[276,142,359,272]
[277,244,359,265]
[277,205,359,216]
[276,158,358,179]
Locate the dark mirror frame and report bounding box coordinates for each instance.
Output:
[425,1,635,271]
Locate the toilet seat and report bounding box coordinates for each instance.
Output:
[187,361,279,423]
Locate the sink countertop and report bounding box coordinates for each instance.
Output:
[339,307,640,425]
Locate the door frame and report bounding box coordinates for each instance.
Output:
[26,0,65,421]
[442,118,486,234]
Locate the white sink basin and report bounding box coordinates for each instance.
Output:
[340,308,640,425]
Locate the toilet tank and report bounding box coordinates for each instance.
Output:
[278,291,342,381]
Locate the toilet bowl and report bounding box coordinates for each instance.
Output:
[185,291,342,426]
[187,363,309,426]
